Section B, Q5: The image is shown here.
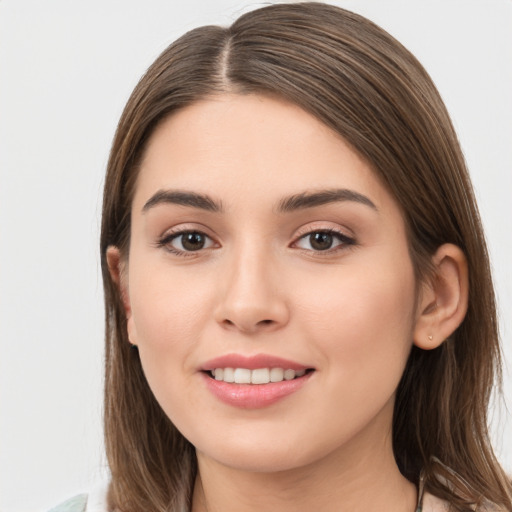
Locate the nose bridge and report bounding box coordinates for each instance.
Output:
[215,236,288,333]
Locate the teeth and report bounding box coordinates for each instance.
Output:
[284,369,295,380]
[270,368,284,382]
[223,367,235,382]
[210,367,308,384]
[234,368,251,384]
[251,368,270,384]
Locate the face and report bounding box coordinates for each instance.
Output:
[121,94,419,473]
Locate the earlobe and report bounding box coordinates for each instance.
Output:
[413,244,469,350]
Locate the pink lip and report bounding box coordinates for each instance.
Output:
[200,353,310,371]
[201,371,313,409]
[199,353,314,409]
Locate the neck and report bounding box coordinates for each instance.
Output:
[191,413,417,512]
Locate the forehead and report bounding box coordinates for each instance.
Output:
[133,93,395,215]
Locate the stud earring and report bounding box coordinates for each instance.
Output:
[428,335,433,341]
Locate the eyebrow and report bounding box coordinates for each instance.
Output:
[276,189,377,213]
[142,190,223,213]
[141,187,377,214]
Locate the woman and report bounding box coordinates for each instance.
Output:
[51,2,512,511]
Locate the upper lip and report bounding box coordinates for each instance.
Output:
[200,353,312,372]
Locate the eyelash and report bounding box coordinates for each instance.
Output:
[156,228,356,257]
[292,228,356,254]
[156,230,216,258]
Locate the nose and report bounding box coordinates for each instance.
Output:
[214,246,290,334]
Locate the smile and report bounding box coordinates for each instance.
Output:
[210,367,307,384]
[200,354,315,408]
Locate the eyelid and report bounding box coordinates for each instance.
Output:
[292,221,355,241]
[290,223,356,253]
[156,222,218,242]
[156,224,219,256]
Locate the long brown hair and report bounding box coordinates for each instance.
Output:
[100,3,512,510]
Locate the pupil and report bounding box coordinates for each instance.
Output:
[182,232,205,251]
[310,232,333,251]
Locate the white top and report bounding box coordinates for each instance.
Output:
[86,483,110,512]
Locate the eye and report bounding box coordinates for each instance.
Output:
[294,230,355,252]
[159,230,215,254]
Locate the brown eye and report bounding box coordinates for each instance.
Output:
[181,232,206,251]
[309,232,334,251]
[161,231,215,253]
[294,230,355,252]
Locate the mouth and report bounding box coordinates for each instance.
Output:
[205,367,315,384]
[200,354,315,408]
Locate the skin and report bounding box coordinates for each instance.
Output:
[107,93,468,512]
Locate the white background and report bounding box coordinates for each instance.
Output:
[0,1,511,511]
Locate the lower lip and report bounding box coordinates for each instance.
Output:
[201,372,313,409]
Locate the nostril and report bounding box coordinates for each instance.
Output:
[219,317,277,334]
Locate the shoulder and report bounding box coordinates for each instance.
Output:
[48,482,110,512]
[47,494,88,512]
[422,491,450,512]
[422,491,506,512]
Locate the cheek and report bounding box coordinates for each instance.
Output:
[125,258,218,407]
[126,264,215,426]
[288,256,417,448]
[129,262,211,345]
[295,254,416,373]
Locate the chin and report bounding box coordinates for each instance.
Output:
[193,431,332,474]
[201,449,310,473]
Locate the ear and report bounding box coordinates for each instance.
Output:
[413,244,469,350]
[106,246,137,345]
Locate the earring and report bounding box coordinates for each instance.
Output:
[428,335,433,341]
